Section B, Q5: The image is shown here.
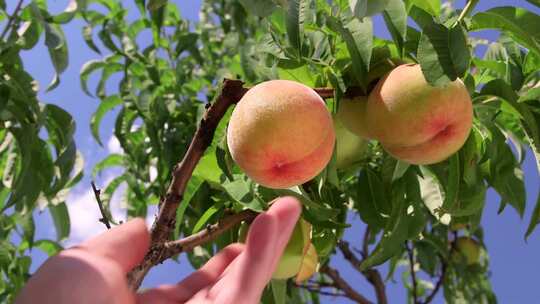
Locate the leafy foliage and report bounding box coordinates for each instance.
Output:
[2,0,540,303]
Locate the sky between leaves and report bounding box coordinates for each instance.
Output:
[13,0,540,303]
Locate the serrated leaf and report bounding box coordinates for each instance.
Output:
[90,95,123,146]
[383,0,407,55]
[286,0,308,54]
[49,202,70,241]
[239,0,276,17]
[470,7,540,57]
[327,16,372,90]
[417,22,470,86]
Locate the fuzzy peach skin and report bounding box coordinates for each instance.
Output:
[366,64,473,165]
[227,80,335,189]
[336,95,372,139]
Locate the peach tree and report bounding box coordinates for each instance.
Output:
[2,0,540,303]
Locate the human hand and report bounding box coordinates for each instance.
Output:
[16,196,301,304]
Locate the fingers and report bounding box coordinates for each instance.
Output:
[213,196,301,303]
[75,218,150,273]
[137,243,244,303]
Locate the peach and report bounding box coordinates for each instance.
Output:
[333,113,367,169]
[272,219,318,282]
[227,80,335,189]
[337,96,372,139]
[453,237,480,265]
[366,64,473,165]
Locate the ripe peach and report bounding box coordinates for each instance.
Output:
[227,80,335,189]
[367,64,473,165]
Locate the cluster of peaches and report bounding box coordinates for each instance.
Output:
[226,64,474,281]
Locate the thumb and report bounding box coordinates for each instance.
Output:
[75,218,150,273]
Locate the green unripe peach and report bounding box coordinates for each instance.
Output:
[367,64,473,165]
[227,80,335,189]
[333,114,367,169]
[272,219,318,282]
[337,96,372,139]
[453,237,480,265]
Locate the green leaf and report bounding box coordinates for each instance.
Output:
[34,239,63,256]
[92,154,124,177]
[526,0,540,8]
[405,0,441,16]
[192,201,224,234]
[327,16,373,90]
[355,169,387,229]
[147,0,168,11]
[90,95,123,146]
[16,21,41,50]
[470,7,540,57]
[417,22,470,86]
[271,279,287,304]
[239,0,276,17]
[51,0,79,24]
[526,192,540,239]
[44,23,68,91]
[442,154,460,212]
[80,59,104,97]
[49,202,70,241]
[418,167,451,225]
[286,0,307,54]
[383,0,407,55]
[82,25,101,54]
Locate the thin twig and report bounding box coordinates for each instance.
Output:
[338,241,388,304]
[421,254,447,304]
[0,0,24,41]
[453,0,479,27]
[159,209,258,262]
[320,265,373,304]
[91,181,112,229]
[406,241,419,304]
[362,227,370,259]
[296,283,349,298]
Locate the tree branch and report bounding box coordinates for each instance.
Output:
[406,241,419,304]
[296,283,349,298]
[421,254,447,304]
[320,265,373,304]
[91,181,112,229]
[158,209,258,262]
[338,240,388,304]
[126,79,337,290]
[0,0,24,41]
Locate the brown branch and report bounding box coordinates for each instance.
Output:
[406,241,419,304]
[320,265,373,304]
[91,181,112,229]
[338,241,388,304]
[159,209,258,262]
[0,0,24,41]
[126,79,338,290]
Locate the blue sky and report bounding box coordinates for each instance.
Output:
[15,0,540,303]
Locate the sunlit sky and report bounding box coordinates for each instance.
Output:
[14,0,540,302]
